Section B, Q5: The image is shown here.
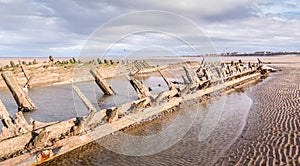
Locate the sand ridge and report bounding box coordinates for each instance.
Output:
[216,64,300,165]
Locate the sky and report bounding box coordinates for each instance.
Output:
[0,0,300,57]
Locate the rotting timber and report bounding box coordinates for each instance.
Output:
[90,69,114,95]
[0,59,273,165]
[1,71,37,112]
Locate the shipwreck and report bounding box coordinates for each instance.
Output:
[0,59,273,165]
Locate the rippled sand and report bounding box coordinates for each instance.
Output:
[217,64,300,165]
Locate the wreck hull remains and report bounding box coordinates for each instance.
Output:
[0,60,271,165]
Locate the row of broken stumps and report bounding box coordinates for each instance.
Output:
[0,59,266,139]
[0,59,266,162]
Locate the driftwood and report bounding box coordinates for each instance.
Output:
[1,71,37,112]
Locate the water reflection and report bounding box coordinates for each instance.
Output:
[42,91,252,166]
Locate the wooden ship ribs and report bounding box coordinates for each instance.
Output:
[0,59,271,165]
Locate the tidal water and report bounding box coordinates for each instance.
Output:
[43,90,253,165]
[0,75,170,131]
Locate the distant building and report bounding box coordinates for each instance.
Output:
[255,51,272,55]
[227,52,244,56]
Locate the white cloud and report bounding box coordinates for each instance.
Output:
[202,16,300,52]
[255,0,300,21]
[0,0,299,57]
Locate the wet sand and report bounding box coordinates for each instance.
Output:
[217,64,300,165]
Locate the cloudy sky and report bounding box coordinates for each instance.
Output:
[0,0,299,57]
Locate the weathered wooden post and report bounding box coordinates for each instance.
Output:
[73,86,99,126]
[0,99,31,140]
[181,75,189,84]
[1,71,37,112]
[257,58,263,64]
[0,99,15,131]
[73,86,97,112]
[90,69,114,95]
[183,66,193,83]
[18,59,32,88]
[126,75,151,99]
[105,107,120,123]
[195,58,205,73]
[158,70,176,90]
[183,66,200,84]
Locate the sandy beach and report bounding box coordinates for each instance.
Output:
[216,62,300,165]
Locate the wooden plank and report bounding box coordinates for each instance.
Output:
[72,86,99,126]
[18,59,33,89]
[183,66,200,84]
[90,69,114,95]
[158,70,177,90]
[18,59,31,82]
[0,99,10,120]
[181,75,189,84]
[126,75,151,99]
[1,71,37,112]
[72,86,97,112]
[0,100,31,141]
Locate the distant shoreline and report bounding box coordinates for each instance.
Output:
[0,51,299,59]
[184,52,300,57]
